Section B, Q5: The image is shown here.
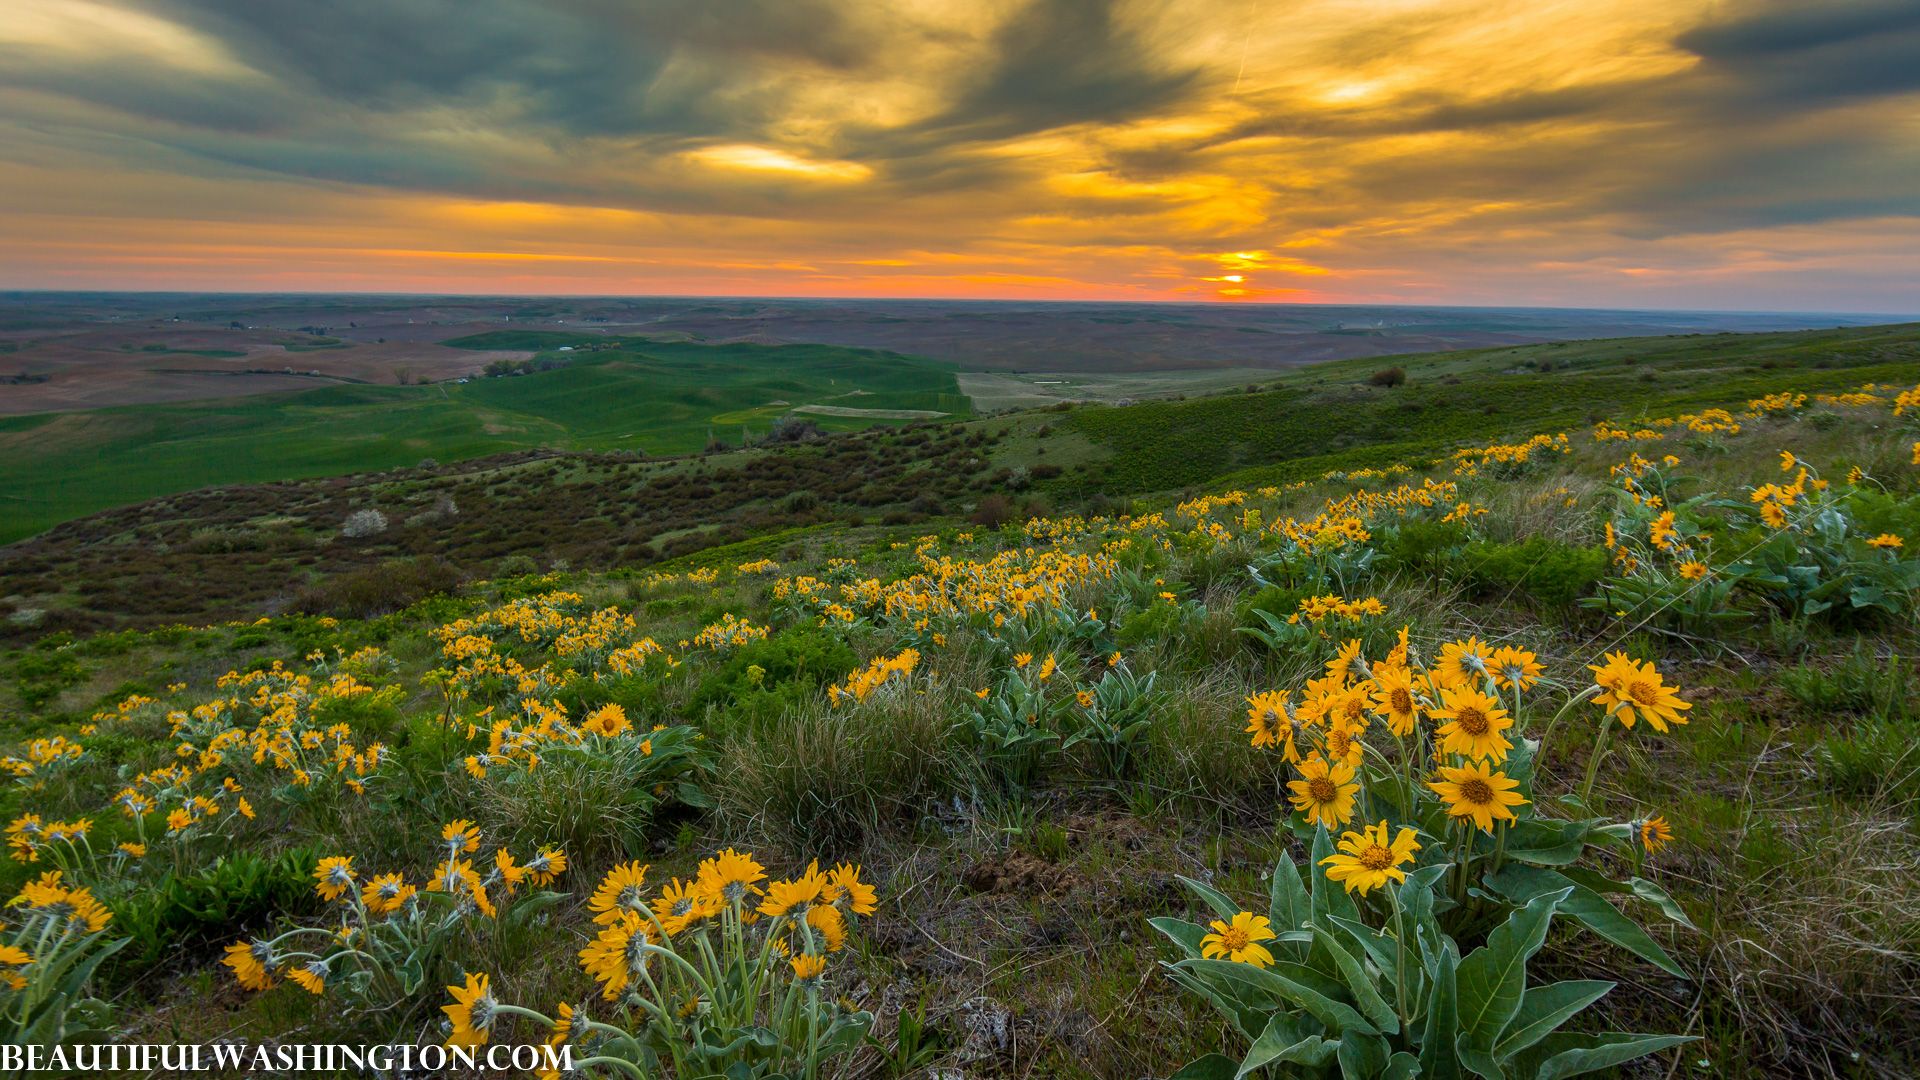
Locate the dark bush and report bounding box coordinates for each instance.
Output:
[1368,367,1407,387]
[972,495,1013,529]
[293,557,465,618]
[767,416,822,444]
[496,554,539,577]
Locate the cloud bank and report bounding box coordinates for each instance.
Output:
[2,0,1917,310]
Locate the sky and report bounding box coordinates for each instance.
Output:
[3,0,1919,311]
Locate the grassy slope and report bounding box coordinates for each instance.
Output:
[0,338,970,543]
[1059,322,1920,494]
[3,402,1915,1076]
[1,328,1918,1075]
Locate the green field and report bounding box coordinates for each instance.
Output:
[0,337,968,543]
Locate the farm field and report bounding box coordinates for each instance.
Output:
[955,368,1278,411]
[0,322,1916,1075]
[0,338,970,544]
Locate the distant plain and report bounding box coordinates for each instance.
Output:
[0,291,1905,543]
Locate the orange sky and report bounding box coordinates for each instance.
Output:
[2,0,1918,311]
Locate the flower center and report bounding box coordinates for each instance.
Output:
[1358,845,1393,870]
[1628,680,1660,706]
[1342,698,1366,723]
[1220,927,1250,951]
[1460,778,1494,804]
[1308,776,1338,803]
[1262,708,1279,727]
[1454,707,1488,736]
[1389,688,1413,713]
[1328,730,1351,755]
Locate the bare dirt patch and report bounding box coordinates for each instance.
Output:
[962,853,1085,897]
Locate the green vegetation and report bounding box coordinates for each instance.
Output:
[0,337,971,543]
[1064,323,1920,494]
[0,345,1915,1073]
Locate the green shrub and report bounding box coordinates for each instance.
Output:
[13,651,86,709]
[691,626,858,718]
[642,595,698,618]
[310,691,405,742]
[1783,649,1911,721]
[496,554,540,577]
[1455,537,1609,608]
[1818,718,1920,804]
[1845,489,1920,546]
[107,848,322,986]
[1376,520,1472,574]
[1238,585,1313,626]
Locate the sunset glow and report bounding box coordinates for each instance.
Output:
[2,0,1917,309]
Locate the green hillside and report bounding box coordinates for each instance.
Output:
[0,338,971,543]
[1062,322,1920,493]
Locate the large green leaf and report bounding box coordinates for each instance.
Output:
[1308,828,1362,977]
[1484,866,1685,978]
[1455,888,1570,1051]
[1240,1013,1337,1078]
[1151,916,1210,958]
[1628,877,1700,933]
[1512,1033,1697,1080]
[1456,1033,1505,1080]
[1498,821,1591,867]
[1384,1052,1423,1080]
[1314,926,1400,1035]
[1183,958,1379,1037]
[1330,915,1399,981]
[1168,1054,1240,1080]
[1417,943,1463,1080]
[1493,982,1614,1061]
[1164,965,1272,1041]
[1178,874,1245,923]
[1557,867,1698,932]
[1270,859,1313,963]
[1339,1029,1392,1080]
[1311,828,1363,926]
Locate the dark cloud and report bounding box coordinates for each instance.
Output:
[899,0,1202,144]
[1676,0,1920,102]
[4,0,1918,247]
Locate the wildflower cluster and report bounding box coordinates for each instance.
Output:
[443,850,878,1078]
[690,613,770,650]
[1450,433,1570,476]
[221,824,567,1007]
[827,648,920,706]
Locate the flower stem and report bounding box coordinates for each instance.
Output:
[1537,684,1602,769]
[1386,885,1409,1031]
[1579,714,1614,810]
